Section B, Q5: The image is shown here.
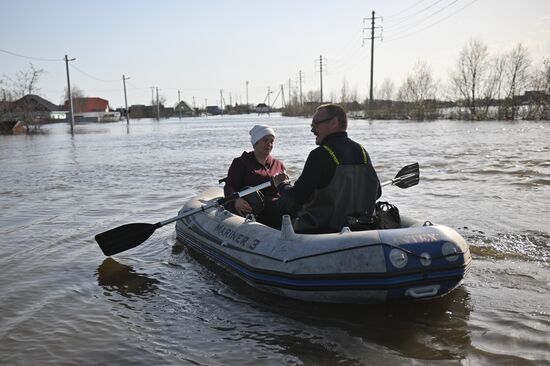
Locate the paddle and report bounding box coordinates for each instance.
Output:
[95,181,272,256]
[218,162,420,187]
[95,163,419,256]
[381,162,419,188]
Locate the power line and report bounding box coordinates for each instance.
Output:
[384,0,458,36]
[385,0,478,42]
[69,64,119,83]
[325,48,368,77]
[0,48,62,62]
[328,27,365,69]
[385,0,445,27]
[386,0,430,18]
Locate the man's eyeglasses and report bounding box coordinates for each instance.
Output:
[310,116,333,129]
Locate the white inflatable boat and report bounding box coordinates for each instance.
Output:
[175,187,471,304]
[95,163,471,304]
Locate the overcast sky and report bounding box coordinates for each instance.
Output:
[1,0,549,108]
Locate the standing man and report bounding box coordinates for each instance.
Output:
[273,104,381,233]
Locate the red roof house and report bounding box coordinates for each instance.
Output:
[65,97,109,113]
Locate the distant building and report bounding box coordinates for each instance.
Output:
[128,104,169,119]
[230,104,251,114]
[206,106,222,115]
[0,94,67,133]
[65,97,109,113]
[255,103,270,114]
[174,101,195,117]
[2,94,66,122]
[64,97,120,122]
[520,90,550,105]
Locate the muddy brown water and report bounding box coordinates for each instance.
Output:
[1,115,549,365]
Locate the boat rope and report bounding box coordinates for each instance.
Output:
[181,216,467,264]
[220,240,467,264]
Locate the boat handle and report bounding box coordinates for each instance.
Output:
[405,285,440,298]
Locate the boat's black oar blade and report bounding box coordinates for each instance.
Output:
[94,180,274,256]
[95,222,161,256]
[393,162,419,188]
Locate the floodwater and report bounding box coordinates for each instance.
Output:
[1,115,549,365]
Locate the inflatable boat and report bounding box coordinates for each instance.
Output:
[174,187,471,304]
[95,163,470,304]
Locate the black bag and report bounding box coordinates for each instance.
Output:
[243,189,265,217]
[375,201,401,229]
[226,188,265,218]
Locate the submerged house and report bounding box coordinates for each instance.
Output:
[64,97,120,122]
[206,105,222,115]
[255,103,270,114]
[11,94,66,121]
[174,101,195,117]
[0,95,66,133]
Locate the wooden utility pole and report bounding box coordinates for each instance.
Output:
[178,89,181,119]
[220,89,224,115]
[246,80,249,112]
[64,54,75,134]
[364,11,382,112]
[267,87,271,115]
[299,70,303,105]
[122,75,130,124]
[156,87,160,120]
[369,12,375,109]
[319,55,324,103]
[288,79,292,108]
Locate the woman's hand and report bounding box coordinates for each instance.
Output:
[272,172,290,187]
[234,198,253,216]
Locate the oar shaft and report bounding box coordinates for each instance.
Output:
[159,201,218,226]
[381,172,415,187]
[236,181,272,197]
[158,180,273,227]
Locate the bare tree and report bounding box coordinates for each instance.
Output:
[340,78,350,105]
[398,60,438,120]
[306,90,321,103]
[10,63,45,98]
[0,78,13,117]
[63,85,86,112]
[2,63,46,133]
[526,57,550,120]
[450,38,491,120]
[502,43,531,120]
[377,78,395,119]
[378,78,395,101]
[481,53,507,118]
[349,86,358,104]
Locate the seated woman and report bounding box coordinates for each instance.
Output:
[224,125,286,227]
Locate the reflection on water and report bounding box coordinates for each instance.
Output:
[96,257,159,298]
[1,118,549,365]
[181,242,472,362]
[260,288,471,362]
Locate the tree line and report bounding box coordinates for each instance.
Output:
[1,38,549,133]
[283,39,550,121]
